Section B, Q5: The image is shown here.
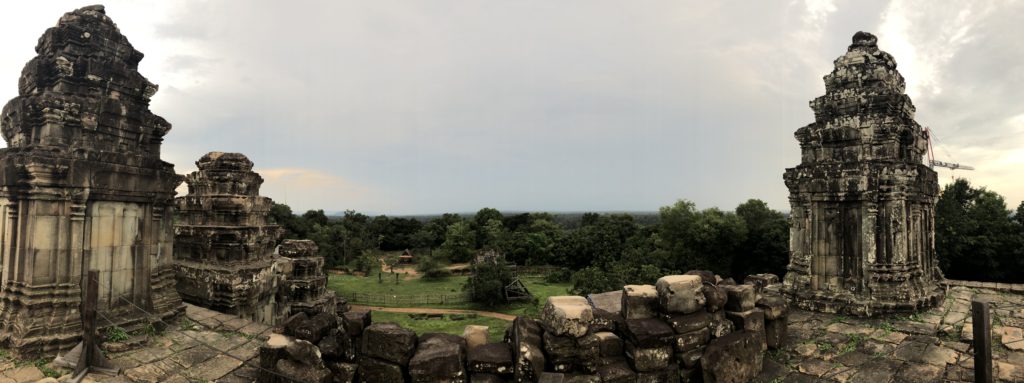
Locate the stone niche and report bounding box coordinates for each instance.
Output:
[0,5,183,356]
[279,239,337,316]
[174,152,288,324]
[782,32,944,316]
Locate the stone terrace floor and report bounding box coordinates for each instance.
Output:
[755,285,1024,383]
[0,304,271,383]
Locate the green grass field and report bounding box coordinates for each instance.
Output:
[369,311,509,343]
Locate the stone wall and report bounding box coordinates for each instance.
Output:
[0,5,182,356]
[279,239,338,317]
[258,271,787,382]
[174,152,288,324]
[782,31,944,316]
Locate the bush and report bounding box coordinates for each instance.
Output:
[417,254,451,280]
[544,267,572,283]
[465,256,513,307]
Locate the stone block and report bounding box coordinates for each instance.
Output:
[765,317,787,350]
[358,356,405,383]
[676,347,703,369]
[744,273,779,290]
[589,308,623,333]
[596,359,637,383]
[622,285,659,319]
[409,335,467,383]
[541,296,593,337]
[722,284,756,312]
[594,331,623,357]
[700,330,764,383]
[277,358,330,383]
[543,331,578,370]
[463,325,490,352]
[284,339,323,366]
[295,312,338,344]
[708,311,734,339]
[725,309,764,333]
[656,275,706,314]
[625,343,673,372]
[679,366,702,383]
[342,310,371,337]
[421,332,468,352]
[511,317,546,382]
[362,323,418,366]
[327,361,358,383]
[623,318,675,348]
[468,343,514,375]
[317,329,341,360]
[702,284,728,312]
[470,373,505,383]
[669,327,710,353]
[684,270,716,285]
[755,295,788,320]
[281,312,310,337]
[662,311,711,334]
[636,364,681,383]
[587,290,623,314]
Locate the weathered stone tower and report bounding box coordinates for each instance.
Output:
[0,5,183,355]
[279,239,337,316]
[174,152,289,324]
[782,32,944,316]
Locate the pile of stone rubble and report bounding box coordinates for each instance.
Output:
[257,271,787,382]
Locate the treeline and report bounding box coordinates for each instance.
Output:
[268,199,791,294]
[935,179,1024,282]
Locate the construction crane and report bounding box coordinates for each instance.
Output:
[923,127,974,171]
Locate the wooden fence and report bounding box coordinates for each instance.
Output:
[340,291,472,306]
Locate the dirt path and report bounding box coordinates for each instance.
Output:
[349,305,517,321]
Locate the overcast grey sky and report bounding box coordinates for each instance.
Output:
[1,1,1021,215]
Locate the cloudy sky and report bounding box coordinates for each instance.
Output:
[0,1,1021,215]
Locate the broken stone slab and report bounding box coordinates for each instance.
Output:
[701,330,764,383]
[765,317,787,350]
[361,323,418,366]
[596,359,637,383]
[668,327,710,353]
[722,284,756,312]
[708,310,735,339]
[511,317,546,382]
[589,308,623,333]
[624,343,673,372]
[662,311,711,334]
[588,290,624,314]
[468,343,514,375]
[702,284,728,312]
[623,318,675,348]
[358,356,405,383]
[463,325,489,352]
[317,329,342,360]
[684,270,716,285]
[726,309,766,352]
[744,274,779,292]
[284,338,323,367]
[342,311,372,337]
[755,295,788,320]
[541,296,593,337]
[656,275,706,314]
[409,334,467,383]
[277,358,330,383]
[622,285,659,319]
[593,332,623,357]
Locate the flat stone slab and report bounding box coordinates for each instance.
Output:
[587,290,623,314]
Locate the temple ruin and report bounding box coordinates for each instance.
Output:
[279,239,338,316]
[173,152,288,324]
[0,5,183,356]
[782,32,945,316]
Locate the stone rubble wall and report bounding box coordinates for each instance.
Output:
[258,271,787,383]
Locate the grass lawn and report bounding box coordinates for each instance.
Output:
[328,273,572,318]
[370,311,509,343]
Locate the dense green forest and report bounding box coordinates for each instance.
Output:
[269,178,1024,293]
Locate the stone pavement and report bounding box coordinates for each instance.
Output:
[0,304,271,383]
[756,285,1024,382]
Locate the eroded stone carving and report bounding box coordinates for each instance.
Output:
[280,239,337,316]
[174,152,287,324]
[782,31,944,316]
[0,5,183,356]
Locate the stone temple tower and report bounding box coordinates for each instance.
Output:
[782,32,944,316]
[174,152,287,324]
[0,5,183,355]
